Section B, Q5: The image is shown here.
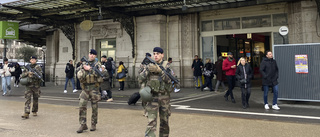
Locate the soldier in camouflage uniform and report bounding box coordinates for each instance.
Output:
[21,56,43,119]
[76,49,103,133]
[139,47,173,137]
[140,53,152,117]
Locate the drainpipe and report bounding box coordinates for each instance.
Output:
[132,16,137,85]
[166,15,169,58]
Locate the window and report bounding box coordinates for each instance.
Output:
[97,39,116,60]
[214,18,240,31]
[242,15,271,29]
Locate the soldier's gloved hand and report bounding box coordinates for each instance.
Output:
[28,72,34,77]
[148,64,161,73]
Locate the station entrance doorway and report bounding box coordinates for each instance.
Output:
[216,33,271,86]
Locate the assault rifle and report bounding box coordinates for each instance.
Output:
[81,56,104,78]
[143,56,179,84]
[25,64,44,82]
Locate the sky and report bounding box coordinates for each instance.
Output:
[1,0,20,4]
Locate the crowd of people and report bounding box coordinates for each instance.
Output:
[0,48,280,136]
[192,51,280,110]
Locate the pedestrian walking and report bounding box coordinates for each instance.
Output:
[76,49,103,133]
[14,63,22,87]
[192,55,203,89]
[201,58,215,91]
[1,58,15,96]
[260,51,280,110]
[21,56,42,119]
[138,47,173,137]
[214,56,227,92]
[63,60,77,93]
[117,61,126,91]
[223,52,236,103]
[106,57,114,88]
[236,57,253,109]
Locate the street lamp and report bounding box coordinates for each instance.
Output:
[42,46,47,86]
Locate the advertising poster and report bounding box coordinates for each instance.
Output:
[0,21,19,39]
[295,55,308,73]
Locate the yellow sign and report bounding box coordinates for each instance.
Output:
[221,52,228,57]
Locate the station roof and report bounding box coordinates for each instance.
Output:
[0,0,296,46]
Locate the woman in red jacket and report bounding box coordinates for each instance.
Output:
[222,52,236,103]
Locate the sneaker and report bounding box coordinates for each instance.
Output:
[14,84,16,87]
[21,113,29,119]
[272,104,280,110]
[64,90,67,93]
[32,112,37,116]
[102,90,108,96]
[106,98,113,102]
[204,87,209,90]
[264,104,270,110]
[174,89,180,93]
[16,85,19,88]
[73,89,78,93]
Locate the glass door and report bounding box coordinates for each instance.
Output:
[96,39,116,60]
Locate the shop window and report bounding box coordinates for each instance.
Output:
[273,13,288,26]
[242,15,271,29]
[214,18,240,31]
[201,20,213,31]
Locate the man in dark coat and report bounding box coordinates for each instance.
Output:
[106,57,113,88]
[260,51,280,110]
[222,52,236,103]
[64,60,77,93]
[191,55,203,89]
[214,56,226,92]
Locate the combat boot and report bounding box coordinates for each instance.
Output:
[32,112,37,116]
[90,124,96,131]
[76,124,88,133]
[21,113,29,119]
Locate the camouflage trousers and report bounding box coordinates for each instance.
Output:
[145,95,171,137]
[79,89,101,125]
[24,87,41,114]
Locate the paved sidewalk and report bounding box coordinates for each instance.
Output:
[1,82,320,137]
[1,99,320,137]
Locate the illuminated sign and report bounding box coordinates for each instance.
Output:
[221,52,228,57]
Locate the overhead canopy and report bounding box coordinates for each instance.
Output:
[0,0,297,47]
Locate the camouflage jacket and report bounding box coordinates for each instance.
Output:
[21,64,42,88]
[138,60,173,94]
[77,60,103,90]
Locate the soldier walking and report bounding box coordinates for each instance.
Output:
[76,49,103,133]
[21,56,42,119]
[139,47,173,137]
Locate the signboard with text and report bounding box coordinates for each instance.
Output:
[295,54,308,73]
[0,21,19,39]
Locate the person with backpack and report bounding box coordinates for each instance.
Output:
[106,57,115,88]
[201,58,215,91]
[117,61,126,91]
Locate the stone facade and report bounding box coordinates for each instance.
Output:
[44,0,319,87]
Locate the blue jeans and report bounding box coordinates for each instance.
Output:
[64,77,75,90]
[2,76,11,94]
[194,76,203,87]
[263,85,279,105]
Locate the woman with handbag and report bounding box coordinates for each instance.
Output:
[201,58,215,91]
[236,57,253,109]
[117,61,126,91]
